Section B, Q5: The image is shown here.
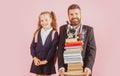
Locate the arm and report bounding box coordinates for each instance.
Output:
[84,27,96,70]
[58,26,66,75]
[58,26,66,69]
[30,38,42,66]
[30,38,37,58]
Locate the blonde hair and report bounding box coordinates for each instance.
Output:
[33,11,57,39]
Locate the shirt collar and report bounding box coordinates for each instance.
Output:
[41,28,53,32]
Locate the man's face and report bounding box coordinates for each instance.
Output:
[68,9,81,25]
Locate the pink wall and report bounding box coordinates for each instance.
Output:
[0,0,120,76]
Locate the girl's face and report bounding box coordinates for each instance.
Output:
[40,14,52,30]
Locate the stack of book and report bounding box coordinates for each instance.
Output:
[64,38,85,76]
[67,62,83,72]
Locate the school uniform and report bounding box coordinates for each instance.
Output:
[30,28,58,75]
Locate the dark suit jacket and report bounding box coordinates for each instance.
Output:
[58,24,96,73]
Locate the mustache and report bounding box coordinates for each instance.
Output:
[70,18,81,25]
[71,18,80,21]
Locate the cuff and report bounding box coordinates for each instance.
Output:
[59,67,65,71]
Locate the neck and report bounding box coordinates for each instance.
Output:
[43,26,52,31]
[73,24,80,29]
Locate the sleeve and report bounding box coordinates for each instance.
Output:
[58,26,66,69]
[84,27,96,70]
[30,38,37,58]
[46,32,59,62]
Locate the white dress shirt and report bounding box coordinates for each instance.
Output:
[40,28,53,45]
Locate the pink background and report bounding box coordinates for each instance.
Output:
[0,0,120,76]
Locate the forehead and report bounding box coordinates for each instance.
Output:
[68,9,81,14]
[40,13,51,19]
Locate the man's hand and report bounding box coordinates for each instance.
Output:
[84,67,91,76]
[59,69,65,76]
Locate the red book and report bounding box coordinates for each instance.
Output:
[65,41,83,47]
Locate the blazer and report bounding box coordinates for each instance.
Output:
[30,29,59,74]
[30,30,58,62]
[58,24,96,71]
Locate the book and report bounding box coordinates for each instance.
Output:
[65,38,78,42]
[65,41,83,47]
[68,62,83,71]
[64,71,85,76]
[64,48,83,63]
[64,48,83,53]
[68,62,83,67]
[64,46,82,49]
[67,69,83,72]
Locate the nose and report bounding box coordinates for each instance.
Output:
[72,14,77,18]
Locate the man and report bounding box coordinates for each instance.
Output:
[58,4,96,76]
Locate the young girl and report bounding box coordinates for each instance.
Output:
[30,11,58,76]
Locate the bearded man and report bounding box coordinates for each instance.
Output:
[58,4,96,76]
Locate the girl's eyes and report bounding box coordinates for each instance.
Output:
[41,19,48,22]
[41,20,43,22]
[45,19,48,21]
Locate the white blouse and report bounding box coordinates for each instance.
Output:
[40,28,53,45]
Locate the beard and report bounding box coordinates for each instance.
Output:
[70,18,81,26]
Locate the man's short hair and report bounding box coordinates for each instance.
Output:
[68,4,81,13]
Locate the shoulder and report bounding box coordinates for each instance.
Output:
[83,25,93,30]
[52,30,58,36]
[83,25,95,36]
[82,25,94,33]
[51,30,58,40]
[59,24,67,29]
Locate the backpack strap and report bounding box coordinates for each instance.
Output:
[35,31,39,43]
[52,30,55,41]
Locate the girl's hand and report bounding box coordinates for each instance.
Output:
[40,60,48,65]
[33,57,41,66]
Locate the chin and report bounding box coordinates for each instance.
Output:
[71,22,80,25]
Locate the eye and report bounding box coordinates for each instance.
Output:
[75,13,78,15]
[41,20,43,22]
[70,13,73,16]
[45,19,48,21]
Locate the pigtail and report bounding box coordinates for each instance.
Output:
[33,14,42,42]
[51,11,58,31]
[33,11,57,42]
